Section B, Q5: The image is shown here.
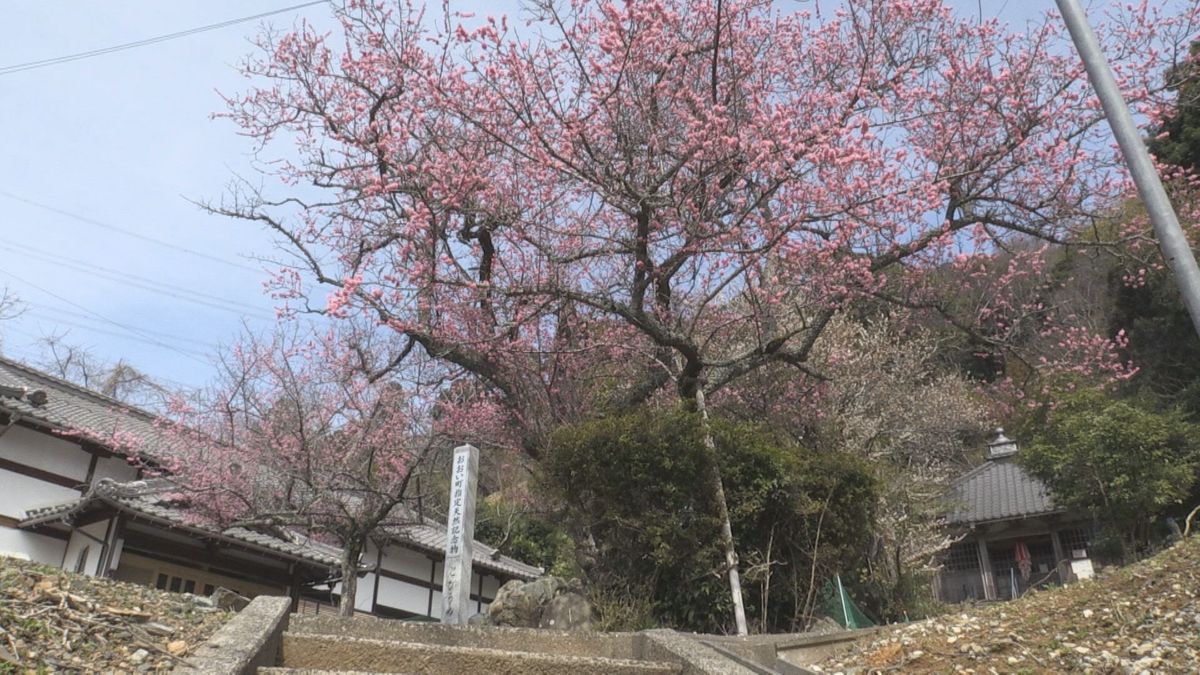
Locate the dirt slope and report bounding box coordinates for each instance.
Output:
[0,556,231,673]
[813,538,1200,674]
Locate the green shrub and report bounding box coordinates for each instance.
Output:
[1020,390,1200,555]
[542,408,876,633]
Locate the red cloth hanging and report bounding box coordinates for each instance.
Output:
[1015,541,1032,581]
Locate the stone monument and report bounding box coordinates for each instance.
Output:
[441,443,479,625]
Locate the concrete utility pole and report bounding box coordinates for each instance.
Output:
[1056,0,1200,340]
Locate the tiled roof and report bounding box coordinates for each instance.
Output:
[946,457,1063,525]
[0,356,176,462]
[21,478,343,568]
[3,355,542,581]
[22,478,542,581]
[379,516,543,581]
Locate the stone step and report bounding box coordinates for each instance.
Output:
[282,632,682,675]
[289,615,638,660]
[261,670,411,675]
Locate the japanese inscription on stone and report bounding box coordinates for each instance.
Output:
[441,444,478,624]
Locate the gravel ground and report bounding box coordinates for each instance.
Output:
[0,555,232,673]
[813,537,1200,674]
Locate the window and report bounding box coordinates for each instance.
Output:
[156,573,169,590]
[1059,527,1092,559]
[944,539,980,571]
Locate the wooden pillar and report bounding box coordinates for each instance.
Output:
[371,545,384,614]
[288,566,302,612]
[976,536,996,600]
[426,557,436,618]
[1050,529,1068,583]
[476,573,484,614]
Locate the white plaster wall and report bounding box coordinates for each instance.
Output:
[0,426,90,480]
[430,560,444,614]
[0,528,65,565]
[353,539,378,612]
[377,575,431,615]
[378,544,432,576]
[0,469,81,520]
[92,455,138,483]
[372,542,436,616]
[62,520,111,576]
[354,572,377,612]
[481,574,500,599]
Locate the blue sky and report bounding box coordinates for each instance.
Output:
[0,0,1052,391]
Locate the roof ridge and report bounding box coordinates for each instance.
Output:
[0,354,163,422]
[950,459,997,486]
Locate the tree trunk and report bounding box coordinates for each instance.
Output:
[694,388,749,635]
[338,541,362,618]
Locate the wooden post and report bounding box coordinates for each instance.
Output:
[1050,529,1068,583]
[441,444,479,624]
[976,537,996,600]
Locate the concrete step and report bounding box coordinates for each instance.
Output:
[281,632,682,674]
[261,670,412,675]
[289,615,638,660]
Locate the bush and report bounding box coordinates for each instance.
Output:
[1020,390,1200,555]
[473,496,578,578]
[541,408,876,633]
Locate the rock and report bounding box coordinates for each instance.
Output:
[166,640,188,656]
[143,622,175,636]
[488,576,588,629]
[209,588,250,612]
[129,649,149,665]
[183,593,214,608]
[518,577,564,606]
[489,580,543,627]
[468,612,495,626]
[538,592,592,631]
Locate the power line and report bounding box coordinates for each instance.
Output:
[0,1,328,76]
[0,189,261,273]
[2,322,199,391]
[25,306,214,349]
[22,313,209,358]
[0,269,210,365]
[0,240,276,319]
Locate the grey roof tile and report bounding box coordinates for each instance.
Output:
[946,458,1061,524]
[379,519,543,581]
[23,478,541,580]
[21,478,342,568]
[3,356,542,581]
[0,357,175,461]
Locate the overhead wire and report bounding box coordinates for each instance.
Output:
[22,313,209,358]
[0,1,328,76]
[0,268,211,365]
[0,322,199,391]
[0,240,276,320]
[25,306,215,349]
[0,190,263,273]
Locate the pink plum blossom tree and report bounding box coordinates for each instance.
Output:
[148,323,435,616]
[214,0,1200,632]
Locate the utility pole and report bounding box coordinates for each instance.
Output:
[1056,0,1200,339]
